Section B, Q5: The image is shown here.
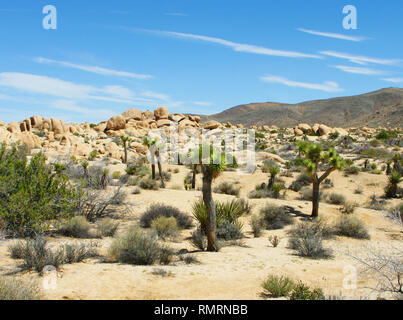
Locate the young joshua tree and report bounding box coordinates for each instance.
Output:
[120,135,132,164]
[268,163,280,189]
[385,171,402,198]
[295,142,345,219]
[142,136,156,180]
[191,143,226,251]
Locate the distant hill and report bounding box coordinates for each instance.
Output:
[200,88,403,128]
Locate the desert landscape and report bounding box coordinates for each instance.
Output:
[0,102,402,300]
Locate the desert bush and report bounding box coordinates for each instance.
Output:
[141,204,193,229]
[63,242,98,263]
[248,189,272,199]
[289,282,325,300]
[345,166,360,175]
[75,187,127,222]
[213,181,240,196]
[250,215,264,238]
[59,216,94,239]
[108,226,173,265]
[289,173,312,192]
[155,171,172,182]
[333,216,370,239]
[151,216,179,240]
[8,241,26,259]
[83,165,111,190]
[322,178,334,189]
[132,187,141,194]
[19,237,65,273]
[139,177,159,190]
[300,187,323,201]
[96,218,119,238]
[126,164,150,177]
[0,277,41,300]
[268,235,281,247]
[216,221,243,241]
[260,204,293,230]
[0,144,78,237]
[288,222,333,259]
[238,198,253,214]
[326,193,346,205]
[342,201,358,214]
[262,275,295,298]
[179,254,200,265]
[191,228,207,251]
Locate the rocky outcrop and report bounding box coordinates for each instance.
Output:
[106,115,126,131]
[154,107,169,120]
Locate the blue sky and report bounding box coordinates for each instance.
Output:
[0,0,402,123]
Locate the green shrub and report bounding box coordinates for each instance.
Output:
[326,193,346,205]
[260,204,293,230]
[88,150,98,161]
[96,218,119,238]
[0,277,41,300]
[59,216,94,238]
[192,199,244,233]
[151,216,179,240]
[0,144,78,236]
[344,166,360,175]
[112,171,121,179]
[126,164,150,177]
[216,221,243,240]
[262,275,295,298]
[63,242,98,264]
[19,237,65,273]
[139,177,159,190]
[108,226,172,265]
[289,282,325,300]
[333,216,370,239]
[213,181,240,196]
[289,173,312,192]
[141,204,193,229]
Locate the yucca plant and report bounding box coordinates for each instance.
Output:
[385,171,402,198]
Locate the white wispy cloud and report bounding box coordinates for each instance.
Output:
[298,28,367,42]
[0,72,151,104]
[51,100,114,118]
[381,78,403,83]
[193,101,213,107]
[136,29,322,59]
[261,75,343,92]
[320,51,401,65]
[333,65,386,75]
[34,57,153,79]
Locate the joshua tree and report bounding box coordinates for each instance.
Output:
[392,153,403,174]
[120,135,132,164]
[268,163,280,189]
[295,142,345,218]
[385,171,402,198]
[151,138,165,188]
[142,137,156,180]
[386,159,392,175]
[81,160,89,179]
[191,144,226,251]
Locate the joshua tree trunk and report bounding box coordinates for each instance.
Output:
[123,143,128,164]
[202,166,216,251]
[268,175,275,189]
[157,155,165,188]
[151,154,156,180]
[386,163,391,175]
[311,181,320,219]
[192,164,197,189]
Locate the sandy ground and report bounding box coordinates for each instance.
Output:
[0,164,402,300]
